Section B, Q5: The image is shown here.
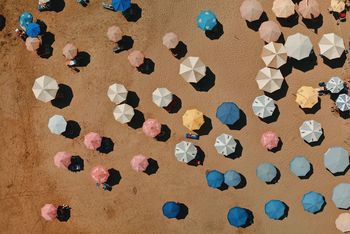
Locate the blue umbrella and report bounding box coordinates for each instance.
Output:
[197,10,217,31]
[332,183,350,209]
[227,207,251,227]
[302,191,325,214]
[26,23,41,37]
[224,170,241,187]
[19,12,33,29]
[264,200,287,220]
[162,201,180,219]
[216,102,240,125]
[256,163,277,183]
[112,0,131,12]
[290,156,311,177]
[206,170,224,188]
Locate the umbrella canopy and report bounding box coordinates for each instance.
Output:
[19,12,33,30]
[25,37,41,51]
[224,170,241,187]
[332,183,350,209]
[299,120,323,143]
[32,75,59,102]
[142,119,161,137]
[302,191,325,213]
[290,156,311,177]
[54,152,72,169]
[162,32,179,49]
[84,132,102,150]
[91,165,109,184]
[261,42,287,69]
[285,33,313,60]
[162,201,180,219]
[256,162,277,183]
[152,88,173,107]
[197,10,217,31]
[62,43,78,60]
[206,170,224,188]
[272,0,295,18]
[240,0,264,22]
[175,141,197,163]
[252,95,276,118]
[179,56,206,83]
[107,26,123,43]
[295,86,318,109]
[298,0,320,19]
[216,102,240,125]
[107,83,128,104]
[41,204,57,221]
[26,23,41,37]
[128,50,145,67]
[48,115,67,135]
[258,21,281,43]
[39,0,50,3]
[130,154,149,172]
[112,0,131,11]
[227,207,251,227]
[331,0,346,13]
[326,76,344,94]
[324,147,349,175]
[265,200,287,220]
[256,67,284,93]
[336,213,350,233]
[214,133,237,156]
[113,104,134,124]
[336,94,350,112]
[261,131,279,150]
[182,109,204,131]
[319,33,345,60]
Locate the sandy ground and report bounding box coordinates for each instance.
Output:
[1,0,350,233]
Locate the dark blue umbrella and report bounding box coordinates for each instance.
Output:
[206,170,224,188]
[216,102,240,125]
[227,207,251,227]
[112,0,131,12]
[26,23,41,37]
[302,191,325,213]
[264,200,287,220]
[162,201,180,219]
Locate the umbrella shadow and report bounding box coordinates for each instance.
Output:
[128,109,145,129]
[50,0,66,12]
[51,84,73,109]
[279,203,289,220]
[105,168,122,191]
[234,173,247,189]
[246,12,268,31]
[125,91,140,108]
[137,58,155,75]
[307,132,325,147]
[302,14,323,34]
[299,163,313,179]
[280,60,293,77]
[228,110,247,130]
[322,53,347,69]
[266,167,281,184]
[276,13,299,28]
[68,155,84,172]
[62,120,81,139]
[164,94,182,114]
[270,138,283,153]
[36,19,47,35]
[37,31,55,59]
[188,146,205,166]
[226,139,243,160]
[276,33,285,44]
[241,209,254,228]
[144,158,159,175]
[0,15,5,31]
[114,35,134,53]
[56,205,70,222]
[331,164,350,176]
[301,98,321,114]
[170,41,187,59]
[122,3,142,22]
[194,116,212,136]
[290,51,317,72]
[205,20,224,40]
[176,203,189,220]
[261,104,280,124]
[97,137,114,154]
[155,125,171,142]
[339,111,350,119]
[76,51,91,67]
[313,200,327,214]
[218,183,229,191]
[191,67,216,92]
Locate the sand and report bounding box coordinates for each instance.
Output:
[1,0,350,233]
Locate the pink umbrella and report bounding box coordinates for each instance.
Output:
[298,0,320,19]
[84,132,102,150]
[240,0,264,22]
[130,154,149,172]
[41,204,57,221]
[62,43,78,60]
[259,21,281,43]
[26,37,41,52]
[162,32,179,49]
[53,151,72,169]
[142,119,161,138]
[128,50,145,67]
[91,165,110,184]
[261,131,279,150]
[107,26,123,42]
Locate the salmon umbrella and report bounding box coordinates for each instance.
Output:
[175,141,197,163]
[142,119,161,137]
[256,67,284,93]
[162,32,179,49]
[326,76,344,94]
[298,0,320,19]
[295,86,318,109]
[272,0,295,18]
[32,75,59,103]
[91,165,109,184]
[84,132,102,150]
[54,152,72,169]
[182,109,204,131]
[179,56,206,83]
[107,83,128,104]
[258,21,281,43]
[336,213,350,233]
[319,33,345,60]
[261,42,287,69]
[48,115,67,135]
[331,0,346,13]
[25,37,41,51]
[130,154,149,172]
[285,33,313,60]
[128,50,145,67]
[261,131,279,150]
[152,88,173,107]
[240,0,264,22]
[107,26,123,43]
[113,104,134,124]
[62,43,78,60]
[299,120,323,143]
[41,204,57,221]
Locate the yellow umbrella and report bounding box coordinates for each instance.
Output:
[331,0,346,13]
[182,109,204,131]
[295,86,319,108]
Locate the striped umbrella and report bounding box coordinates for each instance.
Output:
[326,76,344,93]
[336,94,350,112]
[299,120,323,143]
[252,95,275,118]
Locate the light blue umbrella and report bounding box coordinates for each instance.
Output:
[206,170,224,188]
[256,163,277,183]
[227,207,252,228]
[224,170,241,187]
[290,156,311,177]
[197,10,217,31]
[302,191,325,213]
[48,115,67,135]
[112,0,131,12]
[324,147,349,175]
[264,200,287,220]
[19,12,33,30]
[332,183,350,209]
[162,201,180,219]
[26,23,41,37]
[216,102,240,125]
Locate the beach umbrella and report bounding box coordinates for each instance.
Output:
[261,42,287,69]
[258,21,281,43]
[107,83,128,104]
[299,120,323,143]
[143,119,161,137]
[214,133,237,156]
[48,115,67,135]
[113,104,134,124]
[174,141,197,163]
[62,43,78,60]
[272,0,295,18]
[324,147,349,175]
[182,109,204,131]
[206,170,224,188]
[84,132,102,150]
[196,10,217,31]
[240,0,264,22]
[332,183,350,209]
[331,0,346,13]
[256,162,277,183]
[41,204,57,221]
[32,75,58,102]
[227,207,251,227]
[128,50,145,67]
[295,86,318,109]
[162,32,179,49]
[162,201,180,219]
[112,0,131,12]
[252,95,275,118]
[91,165,109,184]
[319,33,345,60]
[256,67,284,93]
[54,152,72,169]
[298,0,320,19]
[326,76,344,94]
[265,200,287,220]
[290,156,311,177]
[179,56,206,83]
[336,94,350,112]
[152,88,173,107]
[302,191,325,213]
[26,23,41,37]
[216,102,240,125]
[130,154,149,172]
[107,26,123,43]
[336,213,350,233]
[19,12,33,30]
[224,170,241,187]
[261,131,279,150]
[25,37,41,51]
[285,33,313,60]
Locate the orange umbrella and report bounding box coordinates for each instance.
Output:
[259,21,281,43]
[25,37,41,51]
[62,43,78,60]
[240,0,264,22]
[107,26,123,42]
[298,0,320,19]
[128,50,145,67]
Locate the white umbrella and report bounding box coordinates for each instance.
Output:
[319,33,345,60]
[326,77,344,93]
[48,115,67,135]
[252,95,276,118]
[113,104,134,124]
[214,134,237,156]
[107,83,128,104]
[272,0,295,18]
[336,94,350,112]
[32,75,59,103]
[179,56,206,83]
[261,42,287,69]
[285,33,313,60]
[152,88,173,107]
[299,120,323,143]
[175,141,197,163]
[256,67,284,93]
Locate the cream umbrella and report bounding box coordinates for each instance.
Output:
[336,213,350,233]
[299,120,323,143]
[107,83,128,104]
[175,141,197,163]
[336,94,350,112]
[252,95,276,118]
[179,56,206,83]
[239,0,264,22]
[319,33,345,60]
[32,75,59,103]
[113,104,134,124]
[162,32,179,49]
[256,67,284,93]
[285,33,313,60]
[326,76,344,93]
[261,42,287,69]
[214,134,237,156]
[331,0,346,13]
[152,88,173,107]
[259,21,281,43]
[272,0,295,18]
[298,0,321,19]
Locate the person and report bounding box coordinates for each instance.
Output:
[15,28,27,41]
[316,86,328,96]
[76,0,89,7]
[319,82,326,87]
[66,59,77,67]
[38,1,51,11]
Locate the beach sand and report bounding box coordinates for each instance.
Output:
[1,0,350,233]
